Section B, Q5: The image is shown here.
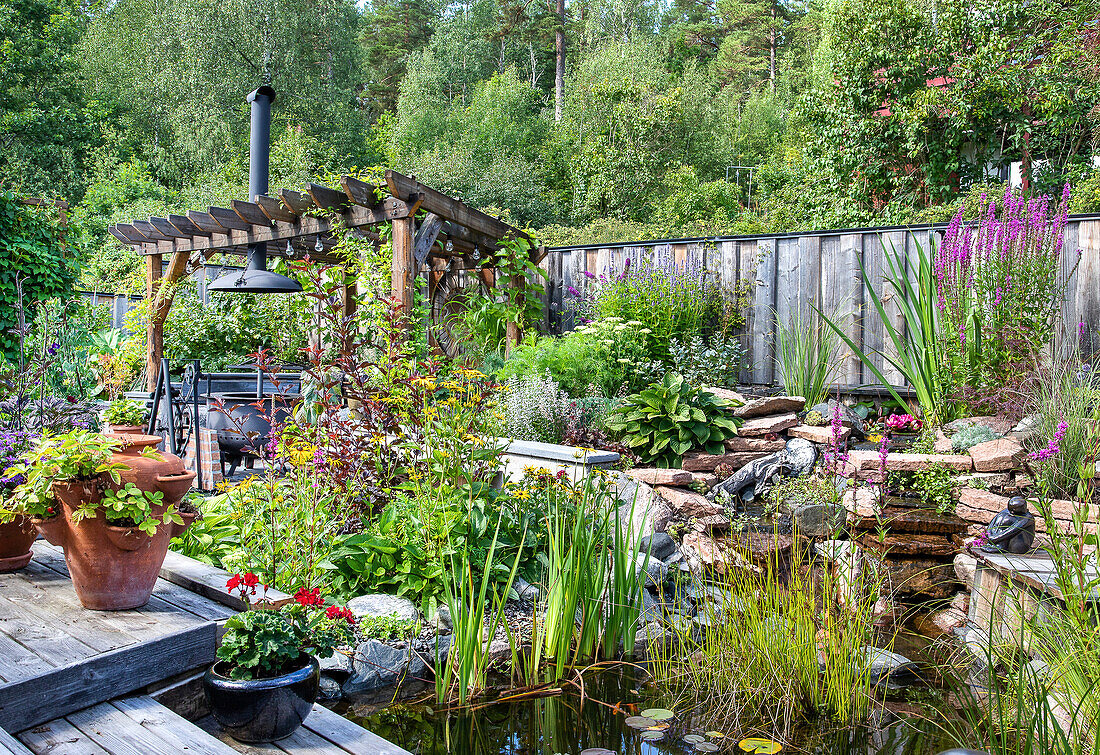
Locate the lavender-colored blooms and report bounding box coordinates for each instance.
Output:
[1030,419,1068,461]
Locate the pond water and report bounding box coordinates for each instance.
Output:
[341,665,961,755]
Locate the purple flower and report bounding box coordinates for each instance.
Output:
[1030,420,1068,461]
[46,342,60,356]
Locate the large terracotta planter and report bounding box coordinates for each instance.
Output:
[0,515,37,572]
[35,434,196,610]
[105,423,145,436]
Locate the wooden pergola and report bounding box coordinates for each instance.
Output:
[109,170,542,388]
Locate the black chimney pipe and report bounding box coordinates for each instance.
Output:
[208,85,302,294]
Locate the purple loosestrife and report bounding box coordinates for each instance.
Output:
[1030,419,1068,462]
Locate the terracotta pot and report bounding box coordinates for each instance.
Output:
[37,435,197,610]
[0,515,37,572]
[106,424,146,436]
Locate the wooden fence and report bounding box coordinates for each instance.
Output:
[543,214,1100,388]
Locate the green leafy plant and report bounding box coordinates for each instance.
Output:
[5,431,126,518]
[951,423,998,452]
[604,373,741,467]
[888,463,957,514]
[357,612,418,642]
[74,481,180,535]
[217,577,357,681]
[103,397,146,426]
[775,308,843,408]
[668,332,745,389]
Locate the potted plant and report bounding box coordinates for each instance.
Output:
[204,577,357,743]
[884,413,923,449]
[0,429,39,572]
[103,398,147,435]
[7,430,197,609]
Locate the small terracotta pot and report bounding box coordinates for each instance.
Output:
[0,515,38,572]
[37,435,197,610]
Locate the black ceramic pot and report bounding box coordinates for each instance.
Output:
[203,656,320,742]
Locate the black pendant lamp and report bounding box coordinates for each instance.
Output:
[208,86,302,294]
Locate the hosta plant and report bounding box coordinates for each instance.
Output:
[605,373,741,467]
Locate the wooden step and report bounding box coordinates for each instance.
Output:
[18,695,238,755]
[0,729,31,755]
[200,704,412,754]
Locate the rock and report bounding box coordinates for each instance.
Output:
[784,438,817,475]
[788,424,849,444]
[816,539,856,563]
[430,605,452,631]
[638,532,678,561]
[859,646,919,688]
[933,431,953,454]
[615,474,672,538]
[879,557,958,598]
[738,412,799,437]
[954,553,977,591]
[724,437,786,453]
[345,640,427,693]
[691,513,730,531]
[810,401,868,437]
[634,554,668,587]
[680,531,733,570]
[842,487,881,520]
[733,531,794,569]
[858,532,956,556]
[968,437,1026,472]
[945,415,1014,436]
[485,637,511,666]
[1009,413,1042,440]
[432,633,453,667]
[347,594,419,624]
[689,472,719,490]
[318,675,344,700]
[513,575,540,602]
[681,451,768,472]
[318,649,353,676]
[733,395,806,419]
[848,505,969,535]
[953,471,1011,489]
[955,487,1095,535]
[634,620,670,652]
[627,468,694,486]
[844,450,972,474]
[657,486,724,518]
[639,588,663,623]
[792,502,846,538]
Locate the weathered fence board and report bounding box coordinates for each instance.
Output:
[546,215,1100,388]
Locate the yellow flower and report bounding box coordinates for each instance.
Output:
[514,489,531,501]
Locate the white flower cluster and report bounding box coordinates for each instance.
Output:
[499,371,569,444]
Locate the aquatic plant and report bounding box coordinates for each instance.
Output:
[775,307,844,408]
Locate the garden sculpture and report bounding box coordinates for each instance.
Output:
[979,496,1036,555]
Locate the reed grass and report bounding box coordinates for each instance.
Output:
[774,307,843,409]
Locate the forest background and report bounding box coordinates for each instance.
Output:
[2,0,1099,292]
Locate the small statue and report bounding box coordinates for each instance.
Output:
[979,496,1036,555]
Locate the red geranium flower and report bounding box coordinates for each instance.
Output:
[294,587,324,607]
[325,605,356,624]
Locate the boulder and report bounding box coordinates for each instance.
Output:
[792,502,846,538]
[733,395,806,419]
[809,401,868,437]
[724,437,786,453]
[638,531,678,562]
[513,575,540,602]
[346,594,419,624]
[634,554,668,588]
[344,640,427,694]
[634,621,671,652]
[615,474,672,538]
[967,437,1026,472]
[627,468,694,486]
[318,649,353,676]
[738,412,799,437]
[707,387,746,405]
[844,450,972,474]
[430,605,452,631]
[432,633,453,667]
[842,486,881,521]
[657,486,724,518]
[879,557,958,598]
[680,531,734,571]
[318,675,344,701]
[857,532,956,557]
[788,424,849,444]
[859,646,919,688]
[933,431,953,454]
[689,472,719,490]
[639,588,663,623]
[681,451,768,472]
[954,487,1096,534]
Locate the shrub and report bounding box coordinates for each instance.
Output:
[604,373,740,467]
[950,423,997,452]
[668,332,745,389]
[496,372,569,444]
[103,397,146,426]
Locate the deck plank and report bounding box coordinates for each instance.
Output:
[17,718,110,755]
[269,725,347,755]
[0,629,56,683]
[68,702,198,755]
[0,729,32,755]
[109,696,238,755]
[0,575,106,664]
[300,706,412,755]
[0,623,216,732]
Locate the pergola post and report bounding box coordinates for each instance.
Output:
[145,253,163,391]
[391,216,415,331]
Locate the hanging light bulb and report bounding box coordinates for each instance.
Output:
[472,244,480,261]
[314,235,324,253]
[285,239,294,258]
[445,239,454,252]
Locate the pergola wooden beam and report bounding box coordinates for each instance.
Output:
[255,194,296,223]
[167,215,210,237]
[231,200,273,228]
[207,206,252,232]
[308,183,351,212]
[385,169,528,243]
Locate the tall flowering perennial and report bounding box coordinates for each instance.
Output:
[1030,420,1068,462]
[934,184,1074,412]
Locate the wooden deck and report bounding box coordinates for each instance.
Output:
[0,543,410,754]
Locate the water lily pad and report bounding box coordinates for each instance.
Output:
[695,744,719,753]
[684,734,706,744]
[625,716,656,729]
[646,723,669,731]
[640,731,665,741]
[705,732,726,739]
[738,737,783,753]
[640,708,674,721]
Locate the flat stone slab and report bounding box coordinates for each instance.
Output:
[845,450,972,473]
[681,450,768,472]
[733,395,806,419]
[956,487,1096,535]
[738,412,799,437]
[858,532,957,557]
[968,437,1025,472]
[848,504,969,535]
[656,486,724,518]
[724,436,786,453]
[788,424,849,444]
[627,468,694,486]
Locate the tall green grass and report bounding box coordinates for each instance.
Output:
[774,307,844,408]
